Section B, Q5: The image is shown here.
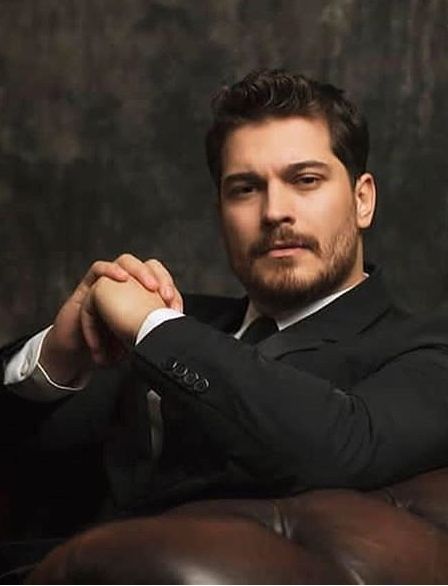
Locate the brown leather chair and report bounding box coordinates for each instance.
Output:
[27,467,448,584]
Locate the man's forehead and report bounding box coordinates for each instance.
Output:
[221,116,334,176]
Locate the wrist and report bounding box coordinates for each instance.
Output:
[135,307,185,345]
[40,329,92,387]
[127,307,163,346]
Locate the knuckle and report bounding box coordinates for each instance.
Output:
[91,260,103,271]
[91,260,109,275]
[116,253,134,264]
[147,259,172,278]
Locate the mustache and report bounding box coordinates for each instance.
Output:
[250,227,321,258]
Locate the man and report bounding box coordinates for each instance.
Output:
[2,69,448,543]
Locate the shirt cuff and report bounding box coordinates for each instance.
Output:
[3,326,89,402]
[135,308,184,345]
[4,326,52,385]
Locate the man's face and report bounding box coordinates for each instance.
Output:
[218,116,375,313]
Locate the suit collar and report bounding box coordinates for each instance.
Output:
[287,268,389,336]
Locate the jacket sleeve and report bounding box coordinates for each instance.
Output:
[0,334,123,451]
[0,334,58,447]
[131,313,448,491]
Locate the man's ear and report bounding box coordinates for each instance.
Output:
[354,173,376,229]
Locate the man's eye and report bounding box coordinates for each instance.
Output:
[294,175,321,187]
[229,184,256,197]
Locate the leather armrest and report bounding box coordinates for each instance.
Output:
[28,468,448,584]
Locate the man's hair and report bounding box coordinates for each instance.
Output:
[205,69,369,187]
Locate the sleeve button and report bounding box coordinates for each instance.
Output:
[183,371,199,387]
[165,358,178,371]
[173,363,188,378]
[193,378,210,393]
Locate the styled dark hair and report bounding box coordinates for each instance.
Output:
[206,69,369,187]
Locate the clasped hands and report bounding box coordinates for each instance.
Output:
[40,254,183,386]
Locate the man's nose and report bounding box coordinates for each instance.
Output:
[261,182,296,226]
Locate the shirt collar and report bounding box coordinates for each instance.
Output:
[234,274,369,339]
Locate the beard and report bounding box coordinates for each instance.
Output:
[230,219,360,313]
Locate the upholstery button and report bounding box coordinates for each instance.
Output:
[173,363,188,378]
[193,378,210,393]
[183,371,199,387]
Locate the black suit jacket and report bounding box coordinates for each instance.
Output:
[3,269,448,536]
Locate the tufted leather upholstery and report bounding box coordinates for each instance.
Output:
[27,467,448,584]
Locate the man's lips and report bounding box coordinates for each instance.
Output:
[258,239,312,255]
[271,240,310,249]
[265,243,310,257]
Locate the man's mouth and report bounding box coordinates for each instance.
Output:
[265,241,311,257]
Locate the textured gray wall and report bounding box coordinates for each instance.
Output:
[0,0,447,341]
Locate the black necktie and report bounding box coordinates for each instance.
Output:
[240,316,278,345]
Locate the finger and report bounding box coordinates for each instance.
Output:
[73,261,130,304]
[80,293,109,366]
[85,261,129,287]
[145,259,178,305]
[115,254,159,291]
[171,289,184,312]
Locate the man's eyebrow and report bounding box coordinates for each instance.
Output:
[222,162,330,188]
[221,172,263,189]
[281,160,330,179]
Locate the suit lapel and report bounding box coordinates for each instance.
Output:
[259,269,394,358]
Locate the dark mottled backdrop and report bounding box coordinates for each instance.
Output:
[0,0,447,342]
